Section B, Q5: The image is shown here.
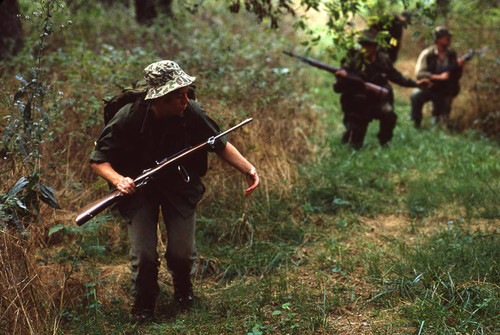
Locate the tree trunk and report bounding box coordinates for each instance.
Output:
[0,0,24,59]
[134,0,157,25]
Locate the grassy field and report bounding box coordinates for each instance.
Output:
[61,81,499,335]
[1,1,499,334]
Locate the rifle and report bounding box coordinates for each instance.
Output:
[432,46,488,96]
[282,50,389,100]
[75,118,253,226]
[436,46,488,74]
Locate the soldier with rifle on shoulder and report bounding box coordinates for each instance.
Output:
[333,29,431,149]
[89,60,260,323]
[410,26,466,128]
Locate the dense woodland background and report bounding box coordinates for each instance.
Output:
[0,0,499,334]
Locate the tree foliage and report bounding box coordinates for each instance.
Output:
[225,0,436,50]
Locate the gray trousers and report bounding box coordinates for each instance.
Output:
[124,192,197,311]
[410,88,453,126]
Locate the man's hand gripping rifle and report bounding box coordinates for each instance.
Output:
[282,51,389,100]
[75,118,253,226]
[436,46,488,75]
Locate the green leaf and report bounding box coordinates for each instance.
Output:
[37,182,61,209]
[16,200,28,211]
[8,177,29,196]
[83,245,106,256]
[13,77,28,102]
[332,198,350,206]
[48,224,66,236]
[15,74,28,85]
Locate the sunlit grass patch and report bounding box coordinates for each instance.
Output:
[366,225,499,333]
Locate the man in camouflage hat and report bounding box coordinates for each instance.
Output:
[410,26,466,127]
[90,60,260,323]
[333,29,430,149]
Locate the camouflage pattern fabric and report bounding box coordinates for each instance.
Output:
[144,60,196,100]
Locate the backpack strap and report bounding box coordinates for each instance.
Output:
[136,98,151,134]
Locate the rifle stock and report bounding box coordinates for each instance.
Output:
[75,118,253,226]
[282,51,389,100]
[75,190,123,225]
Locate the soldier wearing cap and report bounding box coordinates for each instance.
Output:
[410,26,466,127]
[90,60,259,323]
[333,29,430,149]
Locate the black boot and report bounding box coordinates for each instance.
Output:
[130,308,154,324]
[129,259,159,323]
[173,273,195,309]
[130,292,156,324]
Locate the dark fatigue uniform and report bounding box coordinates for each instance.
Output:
[334,49,418,149]
[410,46,462,127]
[90,98,226,315]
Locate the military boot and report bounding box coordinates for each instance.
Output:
[130,294,155,324]
[130,308,154,324]
[172,273,195,309]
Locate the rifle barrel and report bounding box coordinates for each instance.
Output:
[283,51,340,73]
[283,51,389,100]
[134,118,253,185]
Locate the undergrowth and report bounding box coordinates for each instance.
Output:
[366,225,499,334]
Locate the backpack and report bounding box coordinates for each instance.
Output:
[102,81,147,125]
[102,81,197,125]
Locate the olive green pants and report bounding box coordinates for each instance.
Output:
[124,193,197,312]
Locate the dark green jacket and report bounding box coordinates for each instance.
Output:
[90,99,227,217]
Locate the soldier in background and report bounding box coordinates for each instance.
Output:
[410,26,465,128]
[334,29,430,149]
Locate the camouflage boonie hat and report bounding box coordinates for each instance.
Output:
[433,26,452,40]
[143,60,196,100]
